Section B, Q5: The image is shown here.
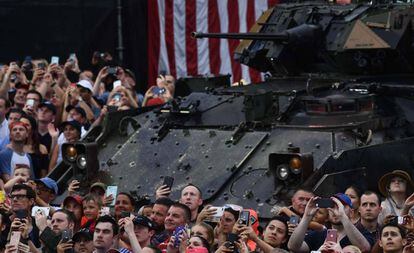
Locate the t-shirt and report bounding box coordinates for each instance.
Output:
[304,225,375,251]
[0,147,33,177]
[0,119,9,142]
[39,132,52,153]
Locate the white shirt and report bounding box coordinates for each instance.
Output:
[0,119,9,141]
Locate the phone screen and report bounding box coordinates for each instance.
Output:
[51,56,59,65]
[69,53,76,61]
[26,98,35,107]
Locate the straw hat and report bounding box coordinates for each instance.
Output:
[378,170,414,197]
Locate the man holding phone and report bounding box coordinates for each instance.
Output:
[288,193,374,253]
[36,209,76,253]
[9,184,41,249]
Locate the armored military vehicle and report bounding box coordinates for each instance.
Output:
[51,1,414,218]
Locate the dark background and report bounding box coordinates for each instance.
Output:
[0,0,148,93]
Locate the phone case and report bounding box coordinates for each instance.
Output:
[106,186,118,206]
[10,231,21,246]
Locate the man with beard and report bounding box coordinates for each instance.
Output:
[0,108,24,150]
[35,209,76,253]
[150,197,174,246]
[288,193,374,252]
[357,191,382,239]
[0,121,33,182]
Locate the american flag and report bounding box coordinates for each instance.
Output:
[147,0,279,87]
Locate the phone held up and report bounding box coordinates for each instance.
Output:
[289,215,300,225]
[238,210,250,226]
[163,176,174,190]
[326,229,338,242]
[315,198,335,208]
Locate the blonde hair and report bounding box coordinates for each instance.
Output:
[343,245,362,253]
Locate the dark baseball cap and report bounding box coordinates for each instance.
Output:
[133,215,155,230]
[65,105,87,119]
[60,120,82,134]
[15,82,30,90]
[39,101,57,115]
[72,228,93,242]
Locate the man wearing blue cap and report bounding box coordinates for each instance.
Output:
[35,177,58,206]
[288,193,375,253]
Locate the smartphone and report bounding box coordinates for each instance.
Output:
[173,226,186,247]
[51,56,59,65]
[315,198,335,208]
[152,86,161,95]
[61,229,72,243]
[113,92,122,102]
[113,80,122,89]
[31,206,51,217]
[289,215,300,225]
[69,53,76,61]
[398,216,408,225]
[15,209,28,219]
[326,229,338,242]
[108,67,117,75]
[238,210,250,226]
[207,206,225,223]
[227,233,240,244]
[107,105,118,113]
[10,231,21,247]
[26,98,35,107]
[106,186,118,206]
[159,88,166,94]
[163,176,174,190]
[100,207,111,216]
[120,211,131,218]
[38,62,46,70]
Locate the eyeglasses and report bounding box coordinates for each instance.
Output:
[9,194,28,200]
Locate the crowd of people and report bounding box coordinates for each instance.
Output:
[1,54,414,253]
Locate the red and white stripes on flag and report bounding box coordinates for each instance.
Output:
[148,0,279,88]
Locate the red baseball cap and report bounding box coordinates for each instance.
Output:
[63,194,83,206]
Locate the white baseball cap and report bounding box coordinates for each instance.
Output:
[76,79,93,92]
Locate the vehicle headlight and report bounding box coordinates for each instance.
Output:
[277,165,289,180]
[77,155,87,169]
[65,145,77,162]
[289,157,302,174]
